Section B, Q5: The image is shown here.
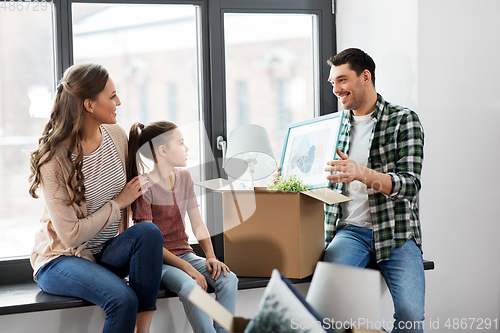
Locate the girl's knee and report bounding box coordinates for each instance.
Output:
[178,280,199,301]
[215,271,238,295]
[222,271,238,288]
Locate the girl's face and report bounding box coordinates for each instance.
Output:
[160,128,189,167]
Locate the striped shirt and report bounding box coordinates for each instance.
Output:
[325,94,424,262]
[74,126,127,254]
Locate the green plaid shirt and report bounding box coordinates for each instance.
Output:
[325,94,424,262]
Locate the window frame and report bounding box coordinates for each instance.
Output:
[0,0,335,284]
[206,0,336,260]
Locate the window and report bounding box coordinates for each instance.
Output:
[235,81,249,126]
[72,3,205,241]
[167,83,178,124]
[223,13,320,186]
[0,2,56,259]
[276,78,292,134]
[0,0,334,280]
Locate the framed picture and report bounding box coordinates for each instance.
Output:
[279,111,345,189]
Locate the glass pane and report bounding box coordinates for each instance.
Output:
[72,4,205,242]
[224,13,318,186]
[0,3,56,258]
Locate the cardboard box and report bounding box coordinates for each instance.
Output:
[188,286,383,333]
[187,286,248,332]
[197,179,350,278]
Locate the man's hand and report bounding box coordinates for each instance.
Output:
[325,148,363,183]
[325,148,393,195]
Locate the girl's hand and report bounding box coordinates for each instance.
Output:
[185,265,208,291]
[113,176,144,209]
[206,258,230,281]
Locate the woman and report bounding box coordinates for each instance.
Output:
[29,63,163,333]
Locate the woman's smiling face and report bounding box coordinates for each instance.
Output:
[86,78,121,124]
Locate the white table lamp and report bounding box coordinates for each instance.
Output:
[223,124,276,188]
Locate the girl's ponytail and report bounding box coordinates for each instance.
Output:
[127,122,144,181]
[126,120,178,181]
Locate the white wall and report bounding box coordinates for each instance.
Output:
[0,298,195,333]
[336,0,500,331]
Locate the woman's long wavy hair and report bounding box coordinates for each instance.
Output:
[127,121,178,182]
[29,63,109,205]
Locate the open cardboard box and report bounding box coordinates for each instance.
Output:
[196,179,350,278]
[188,284,383,333]
[187,286,250,333]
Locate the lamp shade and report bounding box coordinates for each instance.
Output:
[225,124,277,181]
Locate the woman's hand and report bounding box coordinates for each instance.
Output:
[206,258,230,281]
[185,265,208,291]
[113,176,144,209]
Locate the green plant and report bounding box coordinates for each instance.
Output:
[244,294,311,333]
[267,175,309,192]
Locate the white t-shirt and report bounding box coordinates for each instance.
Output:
[339,111,374,229]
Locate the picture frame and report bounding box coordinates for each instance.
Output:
[279,111,345,189]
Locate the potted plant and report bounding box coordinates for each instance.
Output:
[267,175,308,193]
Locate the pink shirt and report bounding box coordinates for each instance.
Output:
[131,168,199,256]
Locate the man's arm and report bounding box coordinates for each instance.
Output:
[325,149,393,195]
[326,111,424,200]
[385,111,424,200]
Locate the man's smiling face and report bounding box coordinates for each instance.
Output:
[328,63,369,113]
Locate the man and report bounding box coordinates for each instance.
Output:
[323,48,425,333]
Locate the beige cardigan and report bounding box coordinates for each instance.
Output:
[30,124,128,277]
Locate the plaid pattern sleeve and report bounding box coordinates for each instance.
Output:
[324,94,424,262]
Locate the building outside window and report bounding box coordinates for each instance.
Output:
[224,13,318,186]
[0,3,56,258]
[0,0,334,269]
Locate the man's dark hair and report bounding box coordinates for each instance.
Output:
[327,48,376,86]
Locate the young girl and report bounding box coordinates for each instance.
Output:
[29,63,164,333]
[127,121,238,333]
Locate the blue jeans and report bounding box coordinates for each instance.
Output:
[35,222,164,333]
[161,252,239,333]
[323,225,425,333]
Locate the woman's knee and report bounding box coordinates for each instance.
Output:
[133,222,163,245]
[134,221,161,236]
